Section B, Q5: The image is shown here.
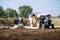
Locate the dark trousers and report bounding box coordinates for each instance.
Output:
[39,21,42,28]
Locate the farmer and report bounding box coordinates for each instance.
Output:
[44,17,49,29]
[39,17,42,28]
[32,15,38,27]
[18,18,24,28]
[13,19,20,28]
[41,17,45,29]
[48,17,54,28]
[10,18,20,29]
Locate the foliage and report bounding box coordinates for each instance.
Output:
[4,8,18,18]
[19,5,33,18]
[0,6,5,17]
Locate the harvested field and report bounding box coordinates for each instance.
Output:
[0,18,60,26]
[0,29,60,40]
[0,18,60,40]
[51,18,60,26]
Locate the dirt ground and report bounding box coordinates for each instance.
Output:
[0,29,60,40]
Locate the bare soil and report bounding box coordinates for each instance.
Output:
[0,29,60,40]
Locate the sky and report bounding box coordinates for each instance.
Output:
[0,0,60,17]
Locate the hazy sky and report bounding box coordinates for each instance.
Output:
[0,0,60,16]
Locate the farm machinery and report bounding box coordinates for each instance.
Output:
[36,13,54,29]
[29,13,54,29]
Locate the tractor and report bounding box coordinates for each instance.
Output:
[36,13,54,29]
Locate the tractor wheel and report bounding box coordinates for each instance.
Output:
[51,24,54,29]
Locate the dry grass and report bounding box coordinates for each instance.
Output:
[0,18,60,26]
[51,18,60,26]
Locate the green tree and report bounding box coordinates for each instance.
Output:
[4,8,18,18]
[0,6,5,17]
[18,5,33,18]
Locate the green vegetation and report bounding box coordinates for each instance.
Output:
[0,5,33,18]
[0,5,33,26]
[4,8,18,18]
[19,5,33,18]
[0,6,5,18]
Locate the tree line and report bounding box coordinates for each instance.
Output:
[0,5,33,18]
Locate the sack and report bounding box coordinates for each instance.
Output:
[4,26,9,29]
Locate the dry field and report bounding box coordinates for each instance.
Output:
[0,18,60,40]
[0,18,60,27]
[0,29,60,40]
[51,18,60,26]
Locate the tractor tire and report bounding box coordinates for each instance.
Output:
[51,24,54,29]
